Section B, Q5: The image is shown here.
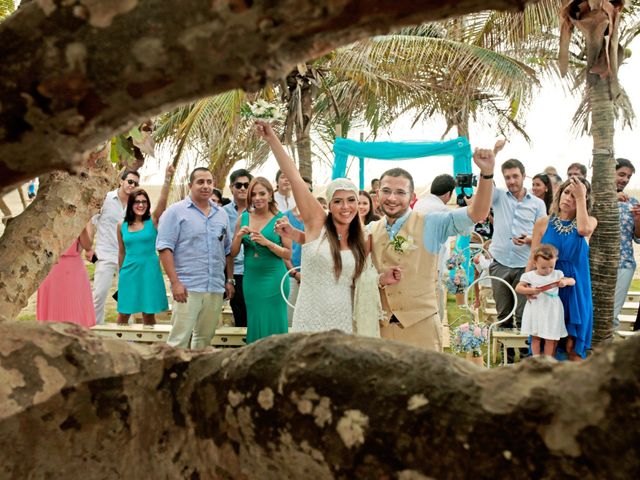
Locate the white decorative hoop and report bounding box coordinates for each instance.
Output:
[280,266,301,309]
[463,275,518,368]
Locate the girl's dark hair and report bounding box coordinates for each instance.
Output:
[359,190,380,225]
[125,188,151,224]
[247,177,279,215]
[533,244,558,261]
[324,209,366,283]
[533,173,553,214]
[552,177,593,214]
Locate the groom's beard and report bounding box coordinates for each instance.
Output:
[381,204,410,220]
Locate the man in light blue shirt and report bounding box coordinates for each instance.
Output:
[157,167,235,349]
[489,158,546,331]
[223,168,253,328]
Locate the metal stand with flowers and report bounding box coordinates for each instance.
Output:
[452,322,487,366]
[444,252,468,305]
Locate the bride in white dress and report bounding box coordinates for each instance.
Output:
[256,121,401,334]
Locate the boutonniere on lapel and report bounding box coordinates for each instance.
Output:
[389,235,417,254]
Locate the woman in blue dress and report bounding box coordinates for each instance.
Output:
[116,165,174,326]
[528,177,597,360]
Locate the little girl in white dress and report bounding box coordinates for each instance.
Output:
[516,244,575,356]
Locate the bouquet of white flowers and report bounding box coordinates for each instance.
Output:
[240,99,285,122]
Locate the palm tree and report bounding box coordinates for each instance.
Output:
[155,1,560,184]
[560,0,640,347]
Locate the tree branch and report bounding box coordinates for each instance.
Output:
[0,326,637,478]
[0,145,113,321]
[0,0,539,192]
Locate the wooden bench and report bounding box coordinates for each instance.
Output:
[491,329,528,366]
[616,330,639,339]
[621,301,639,316]
[91,324,247,347]
[618,314,636,332]
[626,291,640,303]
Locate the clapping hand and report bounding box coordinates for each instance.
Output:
[238,225,252,237]
[274,217,294,238]
[249,231,270,246]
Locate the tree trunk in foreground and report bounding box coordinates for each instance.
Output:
[589,77,619,347]
[0,146,112,322]
[1,324,638,479]
[0,0,539,192]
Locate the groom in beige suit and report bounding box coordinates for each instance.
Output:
[370,147,496,351]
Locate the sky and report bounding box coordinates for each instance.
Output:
[140,38,640,194]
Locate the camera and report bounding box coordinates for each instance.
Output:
[455,173,477,207]
[455,173,477,189]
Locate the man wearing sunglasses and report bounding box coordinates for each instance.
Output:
[223,168,253,327]
[90,169,140,324]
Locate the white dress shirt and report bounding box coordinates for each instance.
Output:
[274,191,296,213]
[92,190,126,263]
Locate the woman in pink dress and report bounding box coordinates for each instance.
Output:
[37,226,95,327]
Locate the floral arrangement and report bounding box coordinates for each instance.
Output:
[445,269,468,295]
[444,252,468,294]
[240,99,285,122]
[452,322,488,357]
[389,235,417,254]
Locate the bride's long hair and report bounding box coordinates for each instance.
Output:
[323,188,367,282]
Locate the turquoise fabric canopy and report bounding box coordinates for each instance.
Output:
[332,136,474,191]
[331,135,477,282]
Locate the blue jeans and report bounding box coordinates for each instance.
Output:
[613,267,634,330]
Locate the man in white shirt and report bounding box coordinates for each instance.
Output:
[414,174,457,322]
[91,169,140,324]
[273,170,296,212]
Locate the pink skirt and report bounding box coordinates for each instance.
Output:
[37,241,96,327]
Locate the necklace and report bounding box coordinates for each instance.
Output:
[551,215,576,235]
[338,234,343,241]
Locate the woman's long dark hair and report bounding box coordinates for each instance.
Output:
[324,209,367,283]
[359,190,380,225]
[533,173,553,214]
[124,188,151,224]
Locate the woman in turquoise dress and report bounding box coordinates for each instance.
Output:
[231,177,291,343]
[116,166,173,325]
[528,177,597,360]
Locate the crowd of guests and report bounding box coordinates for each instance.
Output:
[35,129,640,362]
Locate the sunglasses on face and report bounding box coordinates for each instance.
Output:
[126,179,139,186]
[133,200,148,206]
[234,182,250,190]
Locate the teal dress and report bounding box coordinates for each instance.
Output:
[241,211,289,343]
[117,220,169,314]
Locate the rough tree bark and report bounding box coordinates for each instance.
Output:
[0,325,638,479]
[0,146,113,322]
[0,0,540,193]
[589,77,619,346]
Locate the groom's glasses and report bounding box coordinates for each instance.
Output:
[126,179,139,186]
[234,182,250,190]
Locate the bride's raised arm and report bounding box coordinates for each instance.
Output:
[255,121,325,235]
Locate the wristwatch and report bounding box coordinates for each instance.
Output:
[226,278,236,286]
[480,172,494,180]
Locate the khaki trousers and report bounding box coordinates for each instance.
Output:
[380,315,443,351]
[167,292,223,349]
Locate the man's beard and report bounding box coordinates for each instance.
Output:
[381,203,409,219]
